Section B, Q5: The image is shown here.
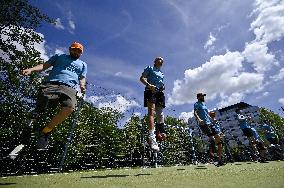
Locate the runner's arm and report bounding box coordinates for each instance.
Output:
[79,76,86,93]
[21,63,52,75]
[194,109,204,125]
[140,73,156,91]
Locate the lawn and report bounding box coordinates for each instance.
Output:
[1,161,284,188]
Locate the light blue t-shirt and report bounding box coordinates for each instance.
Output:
[237,114,251,129]
[212,121,222,134]
[262,124,276,139]
[194,101,211,125]
[251,127,260,141]
[45,54,87,87]
[143,66,164,89]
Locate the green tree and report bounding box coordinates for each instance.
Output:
[259,108,284,138]
[0,0,53,150]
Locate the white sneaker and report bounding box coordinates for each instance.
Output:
[149,135,159,152]
[9,144,25,159]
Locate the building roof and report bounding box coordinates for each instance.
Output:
[218,102,251,113]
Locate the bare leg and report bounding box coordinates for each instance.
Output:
[42,107,74,134]
[147,102,159,151]
[214,135,223,161]
[147,102,155,131]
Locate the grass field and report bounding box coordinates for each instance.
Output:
[1,161,284,188]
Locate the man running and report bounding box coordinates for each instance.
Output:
[261,120,279,145]
[21,42,87,148]
[235,108,260,160]
[208,111,224,164]
[194,93,223,166]
[251,126,267,161]
[140,57,166,152]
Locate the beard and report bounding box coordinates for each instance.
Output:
[70,53,80,60]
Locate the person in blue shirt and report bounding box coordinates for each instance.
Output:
[235,108,253,137]
[235,108,260,160]
[251,127,267,159]
[261,120,279,145]
[208,111,224,164]
[21,42,87,148]
[194,93,224,166]
[140,57,166,152]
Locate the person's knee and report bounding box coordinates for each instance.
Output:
[214,135,221,143]
[147,103,155,116]
[63,106,74,114]
[156,107,164,122]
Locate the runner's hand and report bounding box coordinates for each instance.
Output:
[80,86,86,94]
[21,69,32,76]
[148,84,156,92]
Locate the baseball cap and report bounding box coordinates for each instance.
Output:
[70,42,83,52]
[154,57,164,63]
[197,93,206,98]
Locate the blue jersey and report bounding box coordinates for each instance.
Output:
[143,66,164,89]
[262,124,276,139]
[45,54,87,87]
[194,101,211,125]
[212,121,222,134]
[237,114,251,129]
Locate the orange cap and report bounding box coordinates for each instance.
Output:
[70,42,83,52]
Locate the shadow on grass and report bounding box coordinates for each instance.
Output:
[81,173,152,179]
[0,183,17,186]
[195,166,208,170]
[134,173,152,177]
[81,174,129,179]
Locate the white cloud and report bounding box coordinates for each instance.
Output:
[69,20,75,30]
[204,32,216,50]
[87,94,139,113]
[54,48,65,55]
[262,92,269,97]
[168,0,284,107]
[33,32,49,61]
[87,96,104,103]
[279,98,284,106]
[168,51,264,105]
[115,72,122,76]
[54,18,65,30]
[251,0,284,44]
[0,26,48,61]
[179,111,194,123]
[217,92,245,108]
[243,42,278,73]
[270,68,284,81]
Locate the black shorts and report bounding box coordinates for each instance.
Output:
[210,125,221,136]
[242,128,253,137]
[199,124,215,137]
[267,137,278,145]
[35,82,77,113]
[144,90,165,108]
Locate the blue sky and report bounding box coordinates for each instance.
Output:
[29,0,284,122]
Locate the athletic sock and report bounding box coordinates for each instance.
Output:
[42,126,52,134]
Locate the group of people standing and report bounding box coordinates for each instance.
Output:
[20,41,281,166]
[194,94,281,165]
